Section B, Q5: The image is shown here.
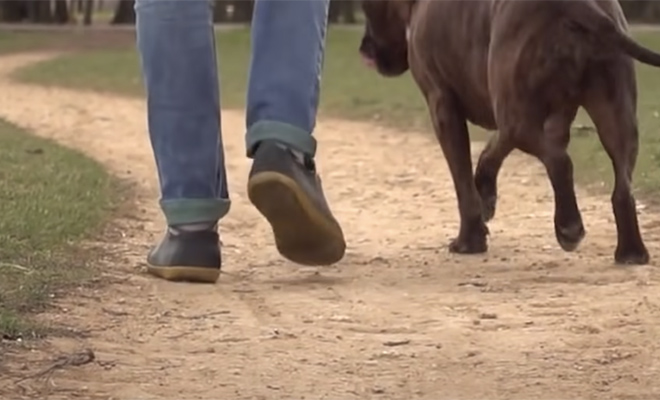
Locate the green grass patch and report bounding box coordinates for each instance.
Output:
[11,27,660,198]
[0,31,61,55]
[0,29,135,56]
[0,119,118,340]
[14,27,432,132]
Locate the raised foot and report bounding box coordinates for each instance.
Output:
[480,194,497,222]
[555,222,586,252]
[248,140,346,266]
[475,176,497,222]
[615,244,650,265]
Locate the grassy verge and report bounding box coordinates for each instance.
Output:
[0,30,123,340]
[13,28,432,132]
[0,28,134,56]
[0,30,64,55]
[10,27,660,198]
[0,119,118,340]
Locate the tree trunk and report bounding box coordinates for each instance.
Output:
[329,0,356,24]
[0,0,27,22]
[621,1,660,22]
[54,0,70,24]
[328,0,339,23]
[231,0,253,23]
[27,0,53,23]
[83,0,95,25]
[213,0,230,22]
[111,0,135,24]
[340,0,356,24]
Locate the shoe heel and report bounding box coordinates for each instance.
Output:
[248,171,345,266]
[147,265,220,283]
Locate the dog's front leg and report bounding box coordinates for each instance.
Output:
[426,89,488,254]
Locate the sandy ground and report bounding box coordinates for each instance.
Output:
[0,53,659,400]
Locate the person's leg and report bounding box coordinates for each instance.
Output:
[135,0,229,283]
[245,0,346,266]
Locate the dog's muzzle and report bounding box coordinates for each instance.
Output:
[359,35,378,69]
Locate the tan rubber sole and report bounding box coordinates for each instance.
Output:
[247,171,346,266]
[147,265,220,283]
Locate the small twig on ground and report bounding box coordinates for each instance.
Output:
[457,280,488,288]
[231,288,255,293]
[101,307,129,317]
[175,310,231,320]
[166,331,192,340]
[0,262,33,274]
[383,339,411,347]
[14,348,95,384]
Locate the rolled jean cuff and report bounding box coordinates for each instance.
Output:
[246,120,317,158]
[160,198,231,226]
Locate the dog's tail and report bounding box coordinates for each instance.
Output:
[606,24,660,67]
[568,2,660,67]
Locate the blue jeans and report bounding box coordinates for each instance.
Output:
[135,0,329,226]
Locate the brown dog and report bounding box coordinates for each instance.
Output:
[359,0,660,265]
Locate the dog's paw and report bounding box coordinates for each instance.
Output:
[448,233,488,254]
[615,244,650,265]
[555,221,586,252]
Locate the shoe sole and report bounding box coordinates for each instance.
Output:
[146,265,220,283]
[247,171,346,266]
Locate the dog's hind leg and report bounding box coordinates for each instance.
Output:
[539,108,586,252]
[474,132,514,222]
[582,64,649,265]
[499,105,585,252]
[426,89,489,254]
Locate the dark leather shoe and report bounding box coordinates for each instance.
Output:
[247,140,346,266]
[146,228,221,283]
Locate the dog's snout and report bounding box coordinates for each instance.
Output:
[358,23,409,76]
[359,36,375,57]
[359,37,376,69]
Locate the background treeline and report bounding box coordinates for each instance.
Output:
[3,1,655,26]
[0,0,357,25]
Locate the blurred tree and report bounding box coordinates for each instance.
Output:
[621,1,660,22]
[213,0,356,25]
[53,0,71,24]
[214,0,231,22]
[213,0,254,23]
[25,0,53,23]
[0,1,26,22]
[83,0,95,26]
[112,0,135,24]
[232,0,254,23]
[329,0,357,24]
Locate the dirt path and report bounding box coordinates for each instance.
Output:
[1,53,660,400]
